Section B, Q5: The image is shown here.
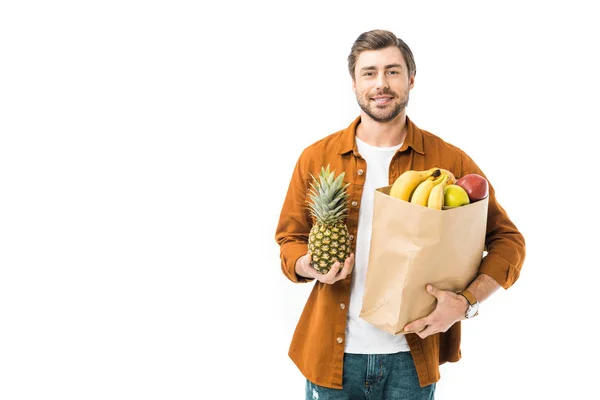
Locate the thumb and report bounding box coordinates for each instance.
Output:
[302,252,312,267]
[426,284,440,297]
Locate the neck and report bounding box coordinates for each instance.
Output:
[355,110,408,147]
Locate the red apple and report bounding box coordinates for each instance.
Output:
[455,173,489,202]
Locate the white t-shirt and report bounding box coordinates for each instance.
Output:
[344,136,410,354]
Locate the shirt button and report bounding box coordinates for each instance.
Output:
[340,303,346,310]
[337,337,343,344]
[357,169,364,176]
[349,234,354,241]
[351,200,358,207]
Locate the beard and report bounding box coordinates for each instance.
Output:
[356,88,409,123]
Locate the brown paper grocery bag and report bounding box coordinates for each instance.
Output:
[359,186,489,335]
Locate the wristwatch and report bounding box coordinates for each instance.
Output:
[458,289,479,319]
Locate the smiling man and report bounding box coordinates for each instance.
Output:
[354,48,412,124]
[275,29,526,400]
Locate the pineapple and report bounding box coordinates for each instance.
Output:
[307,165,351,274]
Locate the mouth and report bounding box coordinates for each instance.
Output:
[371,95,394,105]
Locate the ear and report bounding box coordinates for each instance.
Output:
[409,73,415,90]
[352,79,357,94]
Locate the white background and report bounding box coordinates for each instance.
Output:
[1,1,598,399]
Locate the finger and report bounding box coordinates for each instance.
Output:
[304,253,312,268]
[303,254,320,279]
[337,255,355,280]
[426,284,440,298]
[321,262,342,284]
[346,253,355,272]
[416,325,434,339]
[403,324,417,334]
[404,318,428,333]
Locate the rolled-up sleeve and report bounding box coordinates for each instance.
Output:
[275,153,314,284]
[461,153,526,289]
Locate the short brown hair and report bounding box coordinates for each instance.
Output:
[347,29,416,81]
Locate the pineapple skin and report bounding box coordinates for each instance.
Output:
[308,222,350,274]
[306,165,351,274]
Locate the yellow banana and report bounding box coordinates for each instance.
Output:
[410,174,447,207]
[427,174,451,210]
[389,168,441,201]
[437,168,456,184]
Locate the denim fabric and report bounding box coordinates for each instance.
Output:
[305,352,435,400]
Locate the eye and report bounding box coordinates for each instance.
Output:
[387,70,400,75]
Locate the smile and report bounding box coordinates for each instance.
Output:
[371,96,393,104]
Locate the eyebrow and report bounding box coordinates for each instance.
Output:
[359,64,404,73]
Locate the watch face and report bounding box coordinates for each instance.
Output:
[467,302,479,318]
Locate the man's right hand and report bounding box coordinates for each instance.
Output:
[295,253,355,284]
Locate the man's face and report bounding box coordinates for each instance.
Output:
[352,46,414,123]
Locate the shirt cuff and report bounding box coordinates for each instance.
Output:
[281,242,313,283]
[478,252,521,289]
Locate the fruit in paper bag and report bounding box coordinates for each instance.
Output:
[455,173,489,202]
[437,168,457,184]
[443,184,471,208]
[307,165,351,274]
[410,174,447,207]
[389,168,441,201]
[427,174,451,210]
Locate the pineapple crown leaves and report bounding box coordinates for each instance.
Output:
[306,165,350,224]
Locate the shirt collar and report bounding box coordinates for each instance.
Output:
[337,115,425,155]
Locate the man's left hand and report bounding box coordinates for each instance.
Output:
[402,284,469,339]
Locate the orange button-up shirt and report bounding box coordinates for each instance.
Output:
[275,115,526,389]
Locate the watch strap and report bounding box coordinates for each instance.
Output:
[458,289,477,305]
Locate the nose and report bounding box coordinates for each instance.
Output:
[375,72,389,90]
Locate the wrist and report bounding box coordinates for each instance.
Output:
[458,293,469,312]
[457,289,479,319]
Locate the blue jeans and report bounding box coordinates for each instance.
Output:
[305,352,435,400]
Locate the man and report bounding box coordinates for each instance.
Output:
[275,29,526,399]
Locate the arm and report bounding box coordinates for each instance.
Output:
[275,154,356,284]
[275,155,313,283]
[403,274,499,337]
[464,152,526,290]
[404,152,525,337]
[464,272,500,304]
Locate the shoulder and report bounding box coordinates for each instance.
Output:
[420,127,468,157]
[290,126,350,181]
[414,124,478,177]
[304,128,345,153]
[297,116,359,163]
[296,127,347,163]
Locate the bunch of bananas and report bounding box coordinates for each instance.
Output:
[389,167,456,210]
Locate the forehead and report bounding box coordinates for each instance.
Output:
[355,46,406,70]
